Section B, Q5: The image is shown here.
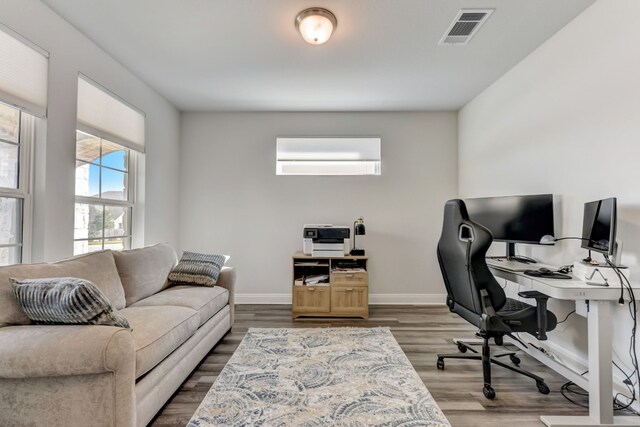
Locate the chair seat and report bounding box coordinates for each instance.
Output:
[498,298,557,332]
[497,298,536,318]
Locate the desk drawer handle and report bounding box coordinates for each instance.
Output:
[345,274,354,278]
[308,288,316,291]
[345,288,354,291]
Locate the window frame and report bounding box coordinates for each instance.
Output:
[73,130,136,254]
[0,103,34,264]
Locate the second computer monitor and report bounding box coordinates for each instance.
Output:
[581,197,617,255]
[465,194,555,245]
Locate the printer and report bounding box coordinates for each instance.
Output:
[303,224,350,257]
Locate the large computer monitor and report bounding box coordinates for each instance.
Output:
[465,194,555,261]
[581,197,617,256]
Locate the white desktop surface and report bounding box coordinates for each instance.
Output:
[489,264,632,301]
[488,266,640,427]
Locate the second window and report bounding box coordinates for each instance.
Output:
[74,130,133,254]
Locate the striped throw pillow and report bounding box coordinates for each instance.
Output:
[168,251,228,287]
[11,277,130,329]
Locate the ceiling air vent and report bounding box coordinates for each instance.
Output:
[439,9,494,45]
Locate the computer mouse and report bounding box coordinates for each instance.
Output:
[558,265,572,274]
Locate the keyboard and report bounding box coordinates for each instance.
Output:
[486,258,557,273]
[523,270,572,280]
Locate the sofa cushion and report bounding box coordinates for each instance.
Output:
[11,277,130,329]
[131,285,229,327]
[0,250,125,327]
[119,305,199,378]
[168,252,227,287]
[113,243,178,306]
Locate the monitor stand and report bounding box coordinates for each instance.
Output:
[506,243,537,264]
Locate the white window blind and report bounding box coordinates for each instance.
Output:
[77,75,145,152]
[0,25,48,118]
[276,137,381,176]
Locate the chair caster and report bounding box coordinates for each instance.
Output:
[509,354,521,365]
[483,384,496,399]
[437,358,445,370]
[457,342,467,353]
[536,381,550,394]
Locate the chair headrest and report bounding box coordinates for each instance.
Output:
[443,199,470,224]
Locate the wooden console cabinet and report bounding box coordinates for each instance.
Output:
[292,251,369,319]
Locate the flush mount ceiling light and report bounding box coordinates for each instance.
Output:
[295,8,337,45]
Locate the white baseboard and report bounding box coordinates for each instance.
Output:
[235,293,447,305]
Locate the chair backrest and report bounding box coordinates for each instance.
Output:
[437,199,506,321]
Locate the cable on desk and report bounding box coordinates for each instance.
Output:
[614,366,640,415]
[556,310,576,325]
[613,360,639,414]
[560,371,589,408]
[557,353,640,414]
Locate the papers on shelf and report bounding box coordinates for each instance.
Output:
[332,267,366,273]
[295,274,330,286]
[305,274,329,284]
[294,261,329,267]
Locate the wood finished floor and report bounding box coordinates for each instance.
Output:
[151,304,587,427]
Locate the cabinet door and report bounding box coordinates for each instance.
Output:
[331,286,368,315]
[293,286,330,313]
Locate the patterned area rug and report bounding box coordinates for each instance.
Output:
[188,327,450,426]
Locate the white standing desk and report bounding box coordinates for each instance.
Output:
[489,265,640,427]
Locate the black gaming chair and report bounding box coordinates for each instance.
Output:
[436,199,557,399]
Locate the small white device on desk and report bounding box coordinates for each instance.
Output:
[303,224,350,257]
[573,260,630,287]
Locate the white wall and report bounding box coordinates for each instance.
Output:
[0,0,180,261]
[179,112,457,303]
[459,0,640,393]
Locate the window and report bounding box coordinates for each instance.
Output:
[73,75,144,255]
[276,137,381,175]
[74,131,133,254]
[0,25,48,265]
[0,102,34,265]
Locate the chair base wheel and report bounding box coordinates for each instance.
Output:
[437,358,445,370]
[483,384,496,399]
[537,381,550,394]
[509,354,521,365]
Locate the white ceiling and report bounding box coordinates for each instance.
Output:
[41,0,595,112]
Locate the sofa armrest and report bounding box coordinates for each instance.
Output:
[216,266,236,325]
[0,324,137,426]
[0,324,135,378]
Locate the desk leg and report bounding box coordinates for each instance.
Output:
[589,300,613,424]
[541,301,637,426]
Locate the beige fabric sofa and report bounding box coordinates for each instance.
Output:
[0,243,235,427]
